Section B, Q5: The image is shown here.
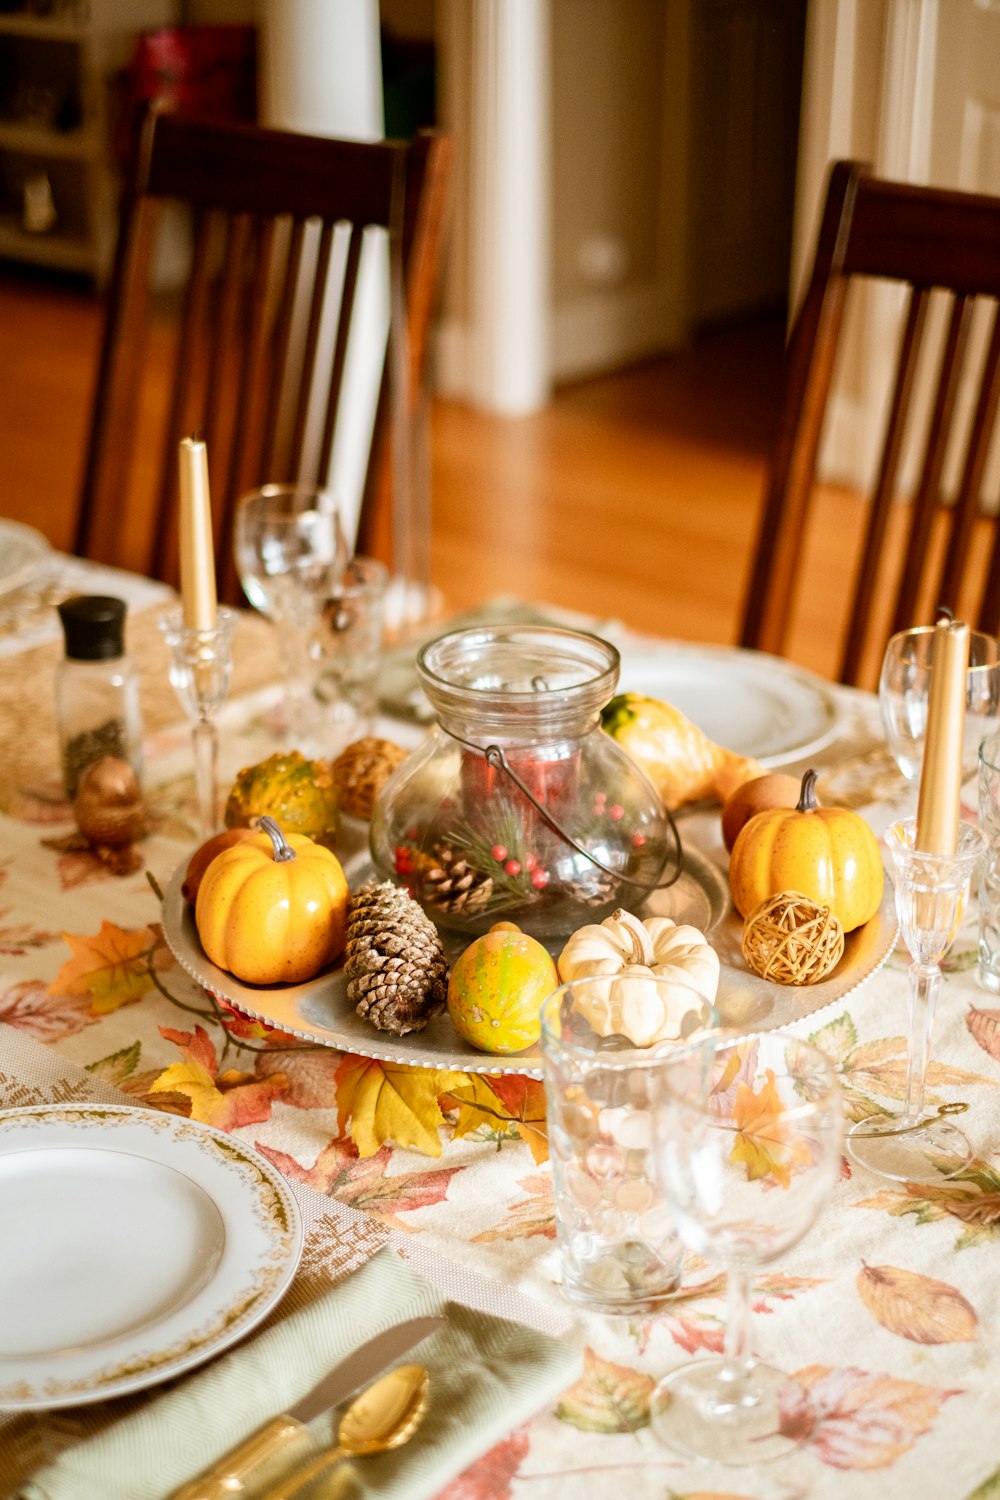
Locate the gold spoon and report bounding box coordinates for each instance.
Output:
[258,1363,430,1500]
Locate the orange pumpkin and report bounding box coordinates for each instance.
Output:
[447,922,558,1053]
[729,769,883,933]
[196,817,350,984]
[721,772,802,853]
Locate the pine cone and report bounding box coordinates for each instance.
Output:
[331,737,408,821]
[345,881,448,1034]
[421,842,494,915]
[564,869,619,908]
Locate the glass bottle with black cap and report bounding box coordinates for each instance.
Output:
[56,595,143,798]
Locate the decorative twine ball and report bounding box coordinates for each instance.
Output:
[331,737,408,820]
[741,890,845,986]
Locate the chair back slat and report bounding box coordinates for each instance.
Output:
[741,160,1000,685]
[939,306,1000,617]
[840,287,930,683]
[317,225,366,486]
[75,107,452,602]
[890,293,975,635]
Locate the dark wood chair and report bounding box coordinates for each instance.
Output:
[74,107,452,603]
[740,160,1000,685]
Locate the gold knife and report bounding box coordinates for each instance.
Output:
[169,1315,445,1500]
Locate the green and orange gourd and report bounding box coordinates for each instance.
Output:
[447,922,558,1053]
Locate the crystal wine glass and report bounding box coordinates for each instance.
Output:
[879,625,1000,783]
[232,484,350,740]
[846,816,986,1184]
[651,1031,842,1465]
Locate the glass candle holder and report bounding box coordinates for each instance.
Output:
[158,606,237,839]
[370,625,679,939]
[847,816,986,1184]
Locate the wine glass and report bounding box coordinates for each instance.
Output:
[846,816,986,1183]
[650,1031,842,1465]
[879,625,1000,783]
[233,484,350,742]
[234,484,350,622]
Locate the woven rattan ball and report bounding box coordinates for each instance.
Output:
[741,890,845,986]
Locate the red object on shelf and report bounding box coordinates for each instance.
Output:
[129,25,257,124]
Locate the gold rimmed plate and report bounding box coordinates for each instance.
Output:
[0,1104,302,1409]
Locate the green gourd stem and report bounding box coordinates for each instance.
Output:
[259,816,296,862]
[796,768,820,812]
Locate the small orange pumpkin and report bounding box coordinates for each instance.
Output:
[195,817,350,984]
[729,769,883,933]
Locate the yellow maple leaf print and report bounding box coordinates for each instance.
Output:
[731,1068,810,1188]
[335,1055,468,1158]
[48,920,166,1015]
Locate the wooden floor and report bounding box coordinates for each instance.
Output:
[0,262,864,683]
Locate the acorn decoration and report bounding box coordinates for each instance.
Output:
[741,890,845,986]
[345,880,448,1034]
[331,737,408,820]
[67,756,147,874]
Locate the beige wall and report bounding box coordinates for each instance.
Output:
[551,0,667,302]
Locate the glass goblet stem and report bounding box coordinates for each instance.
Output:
[192,718,218,842]
[903,961,939,1124]
[714,1266,755,1408]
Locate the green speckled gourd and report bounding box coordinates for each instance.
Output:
[224,751,339,842]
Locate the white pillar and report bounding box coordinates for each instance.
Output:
[258,0,383,141]
[469,0,552,414]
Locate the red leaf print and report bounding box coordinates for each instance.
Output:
[255,1047,341,1108]
[0,980,93,1041]
[966,1005,1000,1062]
[437,1426,530,1500]
[658,1312,725,1355]
[780,1364,961,1469]
[260,1136,462,1225]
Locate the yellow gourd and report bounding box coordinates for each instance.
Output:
[196,816,350,985]
[729,769,883,933]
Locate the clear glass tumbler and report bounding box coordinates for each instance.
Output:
[540,975,716,1316]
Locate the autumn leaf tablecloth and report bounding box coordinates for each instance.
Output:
[3,642,1000,1500]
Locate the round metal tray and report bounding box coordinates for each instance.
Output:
[161,848,896,1078]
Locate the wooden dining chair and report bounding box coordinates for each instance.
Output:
[740,160,1000,686]
[74,106,452,604]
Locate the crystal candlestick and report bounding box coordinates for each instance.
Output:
[847,817,986,1184]
[158,606,237,839]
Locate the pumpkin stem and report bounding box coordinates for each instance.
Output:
[259,816,296,862]
[611,908,655,965]
[796,769,820,813]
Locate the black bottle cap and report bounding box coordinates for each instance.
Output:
[58,595,127,661]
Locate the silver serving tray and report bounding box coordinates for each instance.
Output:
[161,848,896,1079]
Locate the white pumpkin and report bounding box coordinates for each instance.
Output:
[557,908,719,1047]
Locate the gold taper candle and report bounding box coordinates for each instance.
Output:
[915,615,969,855]
[179,436,217,632]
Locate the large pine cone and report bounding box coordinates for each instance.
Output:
[345,881,448,1034]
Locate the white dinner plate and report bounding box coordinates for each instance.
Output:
[617,642,840,767]
[0,1104,302,1409]
[0,519,51,598]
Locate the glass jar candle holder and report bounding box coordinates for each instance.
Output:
[370,625,679,939]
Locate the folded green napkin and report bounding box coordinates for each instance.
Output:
[18,1249,579,1500]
